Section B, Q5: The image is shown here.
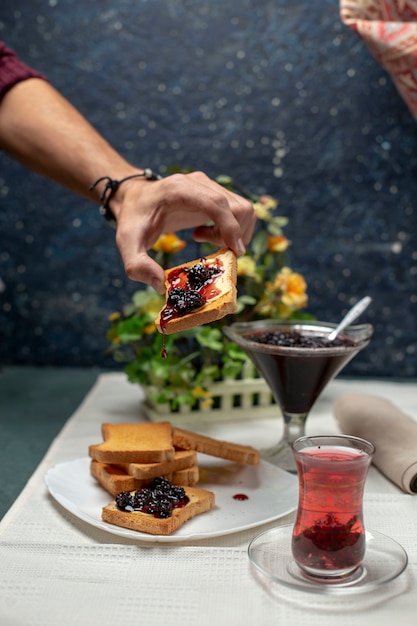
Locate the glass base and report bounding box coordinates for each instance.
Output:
[261,440,297,473]
[248,524,408,595]
[261,412,308,473]
[287,560,367,586]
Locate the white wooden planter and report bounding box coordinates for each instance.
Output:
[142,363,277,424]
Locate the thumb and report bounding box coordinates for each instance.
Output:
[123,251,166,293]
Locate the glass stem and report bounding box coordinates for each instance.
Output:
[282,413,308,445]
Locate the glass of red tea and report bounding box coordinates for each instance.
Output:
[291,434,374,580]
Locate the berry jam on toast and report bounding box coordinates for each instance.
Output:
[155,248,237,336]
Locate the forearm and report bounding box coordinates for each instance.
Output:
[0,75,255,291]
[0,78,139,203]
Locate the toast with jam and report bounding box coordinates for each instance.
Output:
[155,248,237,335]
[102,481,215,536]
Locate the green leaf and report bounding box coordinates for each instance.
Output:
[195,327,223,351]
[197,364,220,384]
[215,174,234,190]
[224,343,248,361]
[222,360,244,379]
[250,230,268,257]
[267,222,284,236]
[237,294,257,306]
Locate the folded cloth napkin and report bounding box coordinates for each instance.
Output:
[340,0,417,122]
[334,392,417,494]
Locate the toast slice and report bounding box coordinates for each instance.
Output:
[155,248,237,335]
[88,422,175,464]
[91,460,141,496]
[171,465,199,487]
[173,427,260,466]
[91,460,199,496]
[122,449,197,480]
[102,486,215,535]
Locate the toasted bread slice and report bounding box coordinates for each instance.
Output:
[91,460,199,496]
[171,465,199,486]
[91,460,141,496]
[89,422,175,464]
[155,248,237,335]
[102,486,215,535]
[122,449,197,480]
[173,427,260,466]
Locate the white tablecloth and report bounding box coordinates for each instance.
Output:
[1,374,416,626]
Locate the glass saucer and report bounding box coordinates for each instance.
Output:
[248,524,408,595]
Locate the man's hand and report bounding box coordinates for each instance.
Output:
[111,171,256,292]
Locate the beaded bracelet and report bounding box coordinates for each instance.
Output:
[89,168,161,227]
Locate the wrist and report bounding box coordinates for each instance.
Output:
[89,169,161,227]
[88,167,139,204]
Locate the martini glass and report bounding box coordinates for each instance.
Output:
[224,319,373,473]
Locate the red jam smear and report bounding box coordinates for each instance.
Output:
[233,493,249,501]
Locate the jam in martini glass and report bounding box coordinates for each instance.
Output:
[224,319,373,473]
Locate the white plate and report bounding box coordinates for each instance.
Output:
[44,456,298,542]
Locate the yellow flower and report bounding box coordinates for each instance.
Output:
[192,386,213,410]
[237,256,261,282]
[200,397,214,410]
[152,233,186,253]
[274,267,308,310]
[144,323,157,334]
[267,235,291,253]
[108,311,120,321]
[253,195,278,221]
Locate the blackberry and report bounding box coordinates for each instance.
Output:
[132,490,150,509]
[152,488,168,501]
[167,287,205,316]
[167,287,185,306]
[151,477,172,492]
[169,486,187,501]
[115,491,134,511]
[187,263,217,289]
[142,498,160,515]
[155,500,173,519]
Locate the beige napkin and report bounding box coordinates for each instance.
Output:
[334,393,417,494]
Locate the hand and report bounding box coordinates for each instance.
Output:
[111,171,256,292]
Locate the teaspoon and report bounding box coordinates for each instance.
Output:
[328,296,372,341]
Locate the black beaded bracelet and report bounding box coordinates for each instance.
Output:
[89,168,161,227]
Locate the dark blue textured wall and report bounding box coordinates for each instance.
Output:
[1,0,416,377]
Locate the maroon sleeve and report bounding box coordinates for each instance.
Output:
[0,41,47,100]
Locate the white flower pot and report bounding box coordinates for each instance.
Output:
[142,374,277,424]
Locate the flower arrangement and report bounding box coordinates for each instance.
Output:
[106,176,310,412]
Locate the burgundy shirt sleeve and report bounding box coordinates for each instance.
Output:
[0,41,47,100]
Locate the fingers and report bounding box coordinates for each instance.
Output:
[157,171,256,254]
[192,224,246,255]
[116,221,166,292]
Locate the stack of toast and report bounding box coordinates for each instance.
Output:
[89,421,260,535]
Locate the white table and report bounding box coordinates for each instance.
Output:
[0,374,416,626]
